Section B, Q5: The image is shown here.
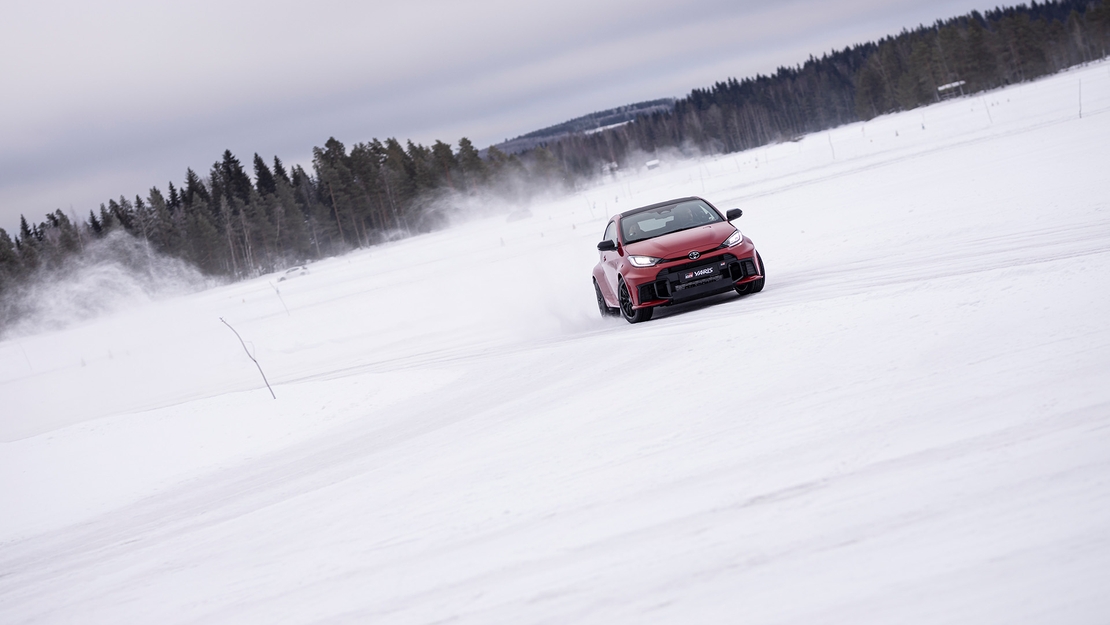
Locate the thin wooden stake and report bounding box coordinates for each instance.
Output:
[269,281,290,316]
[220,317,276,399]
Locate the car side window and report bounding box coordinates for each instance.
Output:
[603,221,618,243]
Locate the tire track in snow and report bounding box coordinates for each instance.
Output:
[639,218,1110,333]
[768,219,1110,303]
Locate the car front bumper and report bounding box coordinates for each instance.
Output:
[623,240,761,309]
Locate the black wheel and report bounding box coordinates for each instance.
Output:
[618,278,654,324]
[594,279,618,317]
[735,253,766,295]
[751,253,766,293]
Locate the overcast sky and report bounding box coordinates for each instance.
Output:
[1,0,1001,233]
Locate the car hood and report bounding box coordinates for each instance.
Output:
[625,222,735,258]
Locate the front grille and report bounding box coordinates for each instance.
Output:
[642,253,736,301]
[657,252,737,276]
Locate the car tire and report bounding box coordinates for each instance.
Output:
[736,253,766,295]
[594,279,618,317]
[750,253,766,293]
[618,277,654,323]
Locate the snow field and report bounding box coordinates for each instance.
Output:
[1,60,1109,623]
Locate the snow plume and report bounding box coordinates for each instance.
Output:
[0,231,210,338]
[416,168,573,231]
[619,144,714,172]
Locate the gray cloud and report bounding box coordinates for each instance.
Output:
[1,0,999,232]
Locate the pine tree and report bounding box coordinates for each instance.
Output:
[167,181,182,214]
[132,195,153,243]
[896,38,938,108]
[313,137,361,247]
[531,147,564,186]
[272,173,311,260]
[183,168,210,207]
[273,157,291,184]
[184,200,222,274]
[19,215,34,243]
[405,141,438,195]
[48,209,80,258]
[0,227,22,290]
[348,142,388,234]
[291,165,324,257]
[456,137,486,192]
[16,215,40,271]
[88,209,103,236]
[381,138,417,232]
[218,150,254,207]
[146,186,177,254]
[98,203,117,234]
[254,153,276,196]
[966,15,999,90]
[110,196,136,232]
[431,141,459,191]
[1095,1,1110,54]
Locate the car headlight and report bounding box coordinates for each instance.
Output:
[628,255,662,267]
[724,229,743,247]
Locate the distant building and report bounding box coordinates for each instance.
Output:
[937,80,967,100]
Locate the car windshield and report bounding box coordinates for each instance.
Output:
[620,200,722,244]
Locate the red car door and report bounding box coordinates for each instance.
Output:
[599,219,622,302]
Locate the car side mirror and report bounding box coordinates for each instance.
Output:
[597,240,617,251]
[726,208,743,221]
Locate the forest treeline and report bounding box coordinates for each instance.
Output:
[1,0,1107,308]
[545,0,1108,171]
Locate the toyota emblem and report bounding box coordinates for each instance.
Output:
[688,250,701,260]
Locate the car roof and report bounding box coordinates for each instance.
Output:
[618,196,708,219]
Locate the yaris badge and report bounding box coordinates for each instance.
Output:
[688,251,701,260]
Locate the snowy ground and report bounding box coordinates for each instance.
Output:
[2,61,1109,624]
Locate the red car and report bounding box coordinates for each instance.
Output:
[592,196,765,323]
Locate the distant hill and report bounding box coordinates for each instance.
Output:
[491,99,675,154]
